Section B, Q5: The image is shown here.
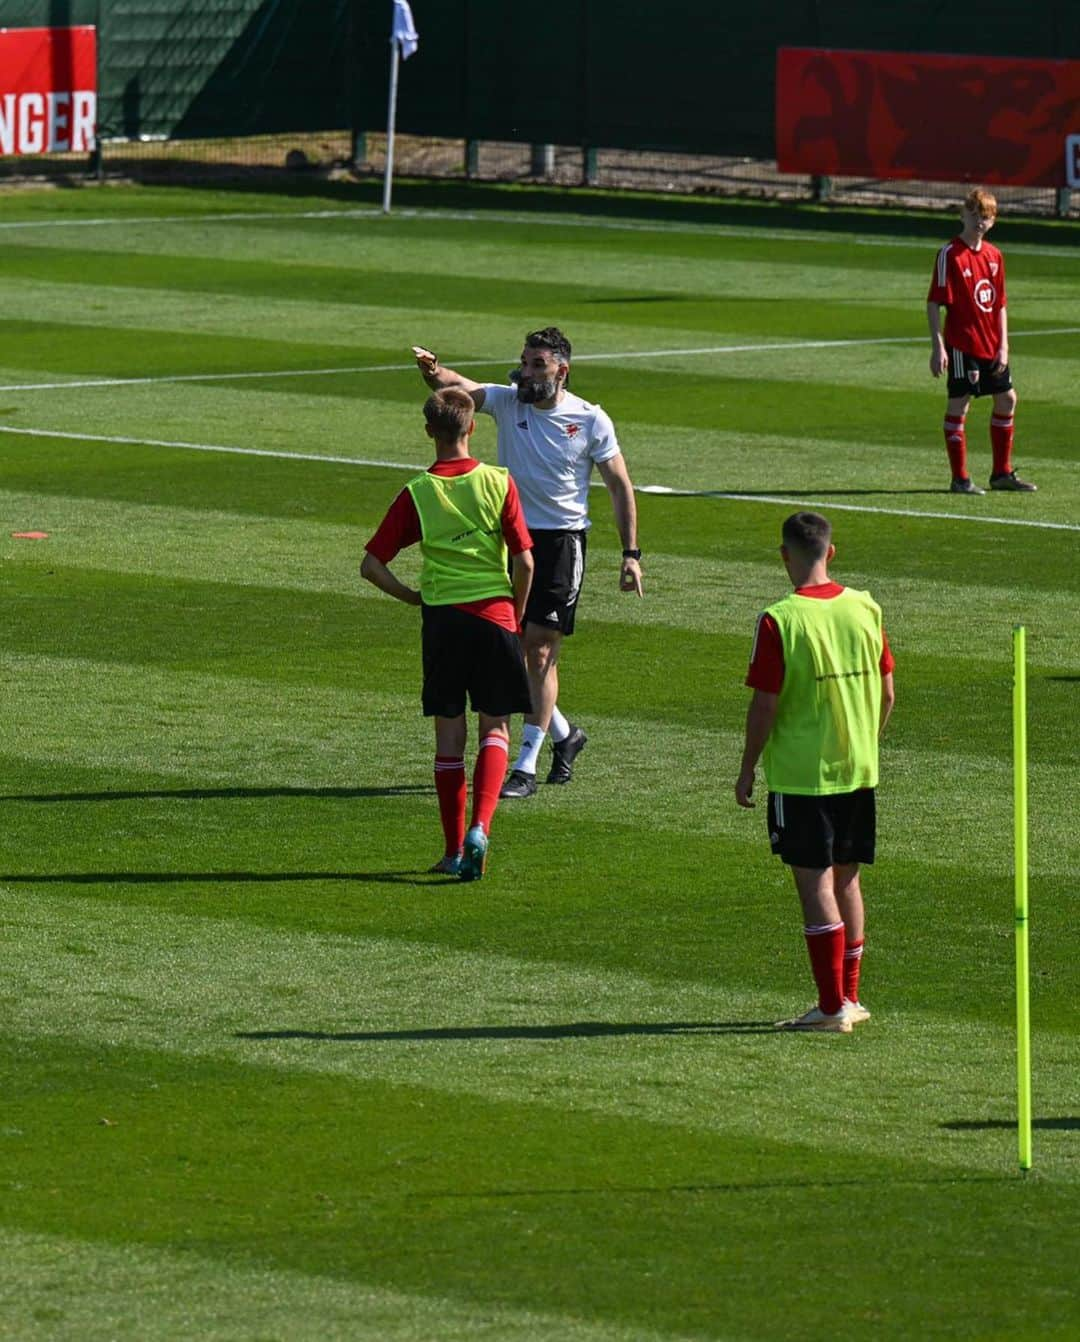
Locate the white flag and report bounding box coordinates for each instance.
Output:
[392,0,418,60]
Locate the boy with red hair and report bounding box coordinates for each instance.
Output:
[927,187,1036,494]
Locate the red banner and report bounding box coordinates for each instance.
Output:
[776,47,1080,188]
[0,26,97,155]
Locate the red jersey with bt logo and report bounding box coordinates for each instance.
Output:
[927,236,1006,361]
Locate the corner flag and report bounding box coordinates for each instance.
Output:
[392,0,419,60]
[383,0,419,213]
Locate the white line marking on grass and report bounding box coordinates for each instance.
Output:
[2,203,1078,258]
[0,362,423,393]
[0,423,411,471]
[637,485,1080,531]
[0,208,368,231]
[2,327,1076,395]
[4,421,1078,532]
[855,235,1080,259]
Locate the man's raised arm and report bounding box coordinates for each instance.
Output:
[412,346,487,411]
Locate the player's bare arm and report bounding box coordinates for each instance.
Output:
[411,346,487,411]
[510,548,535,628]
[360,551,422,606]
[879,672,895,736]
[735,689,779,808]
[926,303,947,377]
[596,454,643,596]
[993,309,1009,373]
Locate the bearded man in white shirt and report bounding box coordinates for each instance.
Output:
[414,327,643,797]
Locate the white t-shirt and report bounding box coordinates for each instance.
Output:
[479,384,621,531]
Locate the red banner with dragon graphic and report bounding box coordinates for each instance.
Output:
[776,47,1079,188]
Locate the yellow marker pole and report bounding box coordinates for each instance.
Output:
[1013,626,1032,1171]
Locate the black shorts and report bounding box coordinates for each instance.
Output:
[421,604,532,718]
[946,345,1012,400]
[523,529,587,636]
[767,789,876,869]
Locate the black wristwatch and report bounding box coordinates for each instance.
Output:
[622,548,642,561]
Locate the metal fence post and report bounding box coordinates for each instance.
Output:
[90,0,104,179]
[531,143,555,177]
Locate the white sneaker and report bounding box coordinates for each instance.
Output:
[776,1004,853,1034]
[844,999,871,1024]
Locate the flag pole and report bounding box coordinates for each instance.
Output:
[382,31,400,215]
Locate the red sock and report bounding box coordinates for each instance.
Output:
[434,756,466,858]
[803,922,845,1016]
[990,414,1015,476]
[843,937,864,1004]
[469,733,509,834]
[944,413,968,479]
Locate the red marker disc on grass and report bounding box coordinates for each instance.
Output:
[11,532,50,539]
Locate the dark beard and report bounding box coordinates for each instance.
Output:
[515,376,558,404]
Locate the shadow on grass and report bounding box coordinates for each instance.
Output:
[0,870,447,886]
[238,1020,777,1042]
[942,1117,1080,1131]
[0,785,432,803]
[136,174,1073,248]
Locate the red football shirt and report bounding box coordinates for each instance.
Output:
[745,583,895,694]
[927,236,1006,361]
[364,458,532,631]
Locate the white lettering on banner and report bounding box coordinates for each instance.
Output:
[0,90,95,153]
[47,92,69,150]
[19,92,45,154]
[0,95,13,154]
[72,91,95,150]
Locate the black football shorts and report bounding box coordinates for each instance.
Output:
[767,788,876,869]
[421,603,532,718]
[945,345,1012,400]
[523,529,587,636]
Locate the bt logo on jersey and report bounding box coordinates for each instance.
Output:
[974,279,996,313]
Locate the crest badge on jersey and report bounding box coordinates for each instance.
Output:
[564,423,581,439]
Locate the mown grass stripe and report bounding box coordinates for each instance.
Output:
[4,889,1072,1180]
[7,1032,1074,1341]
[4,490,1078,637]
[3,327,1079,395]
[3,197,1076,262]
[4,424,1076,532]
[3,650,1076,871]
[0,1229,690,1342]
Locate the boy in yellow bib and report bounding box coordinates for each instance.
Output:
[362,389,534,881]
[736,513,895,1032]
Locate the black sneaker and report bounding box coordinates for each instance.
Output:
[950,476,985,495]
[546,724,587,784]
[499,768,537,799]
[989,470,1037,492]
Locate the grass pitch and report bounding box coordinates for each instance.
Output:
[1,183,1078,1341]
